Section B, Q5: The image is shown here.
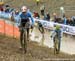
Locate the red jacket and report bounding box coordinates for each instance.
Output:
[0,6,3,11]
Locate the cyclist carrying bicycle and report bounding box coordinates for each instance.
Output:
[18,6,34,49]
[51,25,63,54]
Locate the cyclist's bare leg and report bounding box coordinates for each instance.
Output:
[23,33,27,53]
[54,38,56,54]
[31,25,34,32]
[38,26,44,34]
[58,38,61,53]
[40,27,45,46]
[20,31,23,49]
[27,28,30,41]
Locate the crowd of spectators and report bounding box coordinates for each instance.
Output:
[0,2,14,13]
[0,2,75,26]
[52,13,75,26]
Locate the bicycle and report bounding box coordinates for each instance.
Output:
[19,22,31,53]
[53,34,60,54]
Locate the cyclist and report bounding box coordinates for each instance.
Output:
[51,25,63,54]
[37,21,44,34]
[33,11,44,34]
[18,6,34,49]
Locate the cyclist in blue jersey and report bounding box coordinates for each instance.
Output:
[18,6,34,49]
[51,25,63,53]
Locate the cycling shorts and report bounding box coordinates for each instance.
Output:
[20,18,29,27]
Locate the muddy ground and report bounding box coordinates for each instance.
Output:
[0,34,75,61]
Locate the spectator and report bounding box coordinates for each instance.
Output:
[11,9,20,22]
[33,11,40,19]
[43,13,47,20]
[73,18,75,26]
[40,5,45,16]
[53,13,58,23]
[63,15,67,25]
[36,0,40,6]
[71,16,75,26]
[53,13,62,23]
[66,18,73,26]
[9,8,14,13]
[46,12,50,21]
[0,2,4,11]
[5,4,10,13]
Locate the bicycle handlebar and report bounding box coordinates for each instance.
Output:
[19,22,32,28]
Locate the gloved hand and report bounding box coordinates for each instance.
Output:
[50,36,52,38]
[31,24,34,29]
[30,24,34,33]
[50,36,53,40]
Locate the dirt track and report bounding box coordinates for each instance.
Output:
[0,34,75,61]
[30,26,75,55]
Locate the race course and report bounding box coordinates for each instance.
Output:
[31,27,75,55]
[0,34,75,61]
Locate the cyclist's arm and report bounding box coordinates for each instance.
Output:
[51,30,56,38]
[28,13,35,25]
[31,16,34,25]
[60,29,63,38]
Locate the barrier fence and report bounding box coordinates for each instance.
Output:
[0,19,20,38]
[0,11,75,37]
[34,18,75,35]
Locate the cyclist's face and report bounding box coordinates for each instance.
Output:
[22,8,27,13]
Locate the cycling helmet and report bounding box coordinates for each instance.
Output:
[21,6,27,12]
[55,25,61,30]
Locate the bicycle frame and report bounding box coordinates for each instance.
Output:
[19,22,31,53]
[54,34,60,54]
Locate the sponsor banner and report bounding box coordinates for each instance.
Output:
[0,19,20,37]
[34,18,75,35]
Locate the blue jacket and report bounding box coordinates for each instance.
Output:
[63,17,67,25]
[51,29,62,39]
[19,12,34,25]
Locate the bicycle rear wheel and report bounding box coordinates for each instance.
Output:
[54,37,59,54]
[23,30,27,53]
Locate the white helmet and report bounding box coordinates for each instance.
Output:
[21,6,27,12]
